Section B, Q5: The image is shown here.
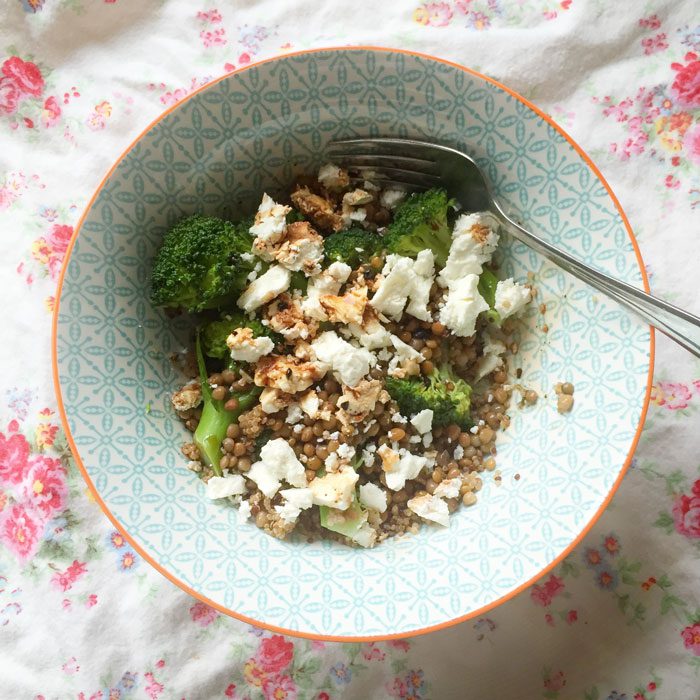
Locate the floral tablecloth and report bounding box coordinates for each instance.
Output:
[1,1,699,698]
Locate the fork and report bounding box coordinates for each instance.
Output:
[326,138,700,358]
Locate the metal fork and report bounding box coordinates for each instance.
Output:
[327,137,700,357]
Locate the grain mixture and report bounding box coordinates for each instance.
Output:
[151,164,533,547]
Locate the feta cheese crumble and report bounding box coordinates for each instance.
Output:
[227,327,275,363]
[495,278,531,321]
[247,438,306,497]
[410,409,433,434]
[359,482,388,513]
[311,331,376,387]
[237,264,291,313]
[206,473,246,500]
[309,467,359,510]
[370,251,435,322]
[407,493,450,527]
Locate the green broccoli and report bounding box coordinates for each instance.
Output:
[150,214,255,313]
[382,188,454,266]
[193,332,261,476]
[323,227,383,268]
[200,312,280,361]
[478,266,501,324]
[385,364,472,429]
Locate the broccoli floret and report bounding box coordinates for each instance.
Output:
[478,266,501,324]
[201,312,280,360]
[323,227,383,268]
[150,214,255,313]
[385,364,472,429]
[382,188,454,266]
[193,332,261,476]
[289,270,309,294]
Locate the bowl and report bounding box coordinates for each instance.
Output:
[53,47,653,640]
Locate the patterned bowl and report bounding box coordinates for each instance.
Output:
[53,47,653,640]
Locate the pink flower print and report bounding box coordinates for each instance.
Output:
[413,2,453,27]
[21,455,67,518]
[86,111,106,131]
[388,638,410,652]
[654,381,692,409]
[545,612,554,626]
[638,15,661,30]
[262,674,297,700]
[641,33,668,55]
[681,622,700,655]
[671,52,700,108]
[189,600,218,626]
[62,656,79,674]
[0,431,31,485]
[224,684,236,698]
[1,56,44,97]
[35,422,58,449]
[543,670,566,692]
[566,610,578,624]
[239,53,251,65]
[468,11,491,30]
[47,223,73,256]
[530,575,564,606]
[0,503,43,562]
[41,95,61,127]
[362,642,386,661]
[51,560,87,591]
[144,672,164,700]
[673,479,700,539]
[455,0,472,13]
[196,9,222,22]
[256,634,294,674]
[200,28,227,48]
[543,575,564,598]
[683,122,700,165]
[86,594,98,607]
[0,187,16,209]
[0,77,21,115]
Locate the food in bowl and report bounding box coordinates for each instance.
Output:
[152,164,533,548]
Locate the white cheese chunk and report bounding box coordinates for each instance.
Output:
[439,212,500,287]
[434,478,462,499]
[238,500,252,522]
[311,331,375,387]
[318,163,348,190]
[237,265,291,313]
[410,409,434,434]
[384,451,430,491]
[206,473,246,500]
[379,188,406,209]
[474,329,507,381]
[370,252,435,322]
[387,335,424,378]
[247,438,306,497]
[301,261,352,321]
[274,487,314,523]
[351,522,378,548]
[494,278,531,321]
[359,482,388,513]
[439,273,489,338]
[309,467,359,510]
[408,493,450,527]
[299,389,320,418]
[227,328,275,363]
[249,193,290,246]
[285,404,304,424]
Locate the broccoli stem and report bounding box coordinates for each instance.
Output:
[193,332,260,476]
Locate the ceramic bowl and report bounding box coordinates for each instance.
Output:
[53,47,652,640]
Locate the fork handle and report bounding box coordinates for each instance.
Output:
[496,212,700,357]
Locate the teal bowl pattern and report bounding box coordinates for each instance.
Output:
[55,48,651,639]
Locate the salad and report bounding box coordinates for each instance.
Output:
[151,164,533,547]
